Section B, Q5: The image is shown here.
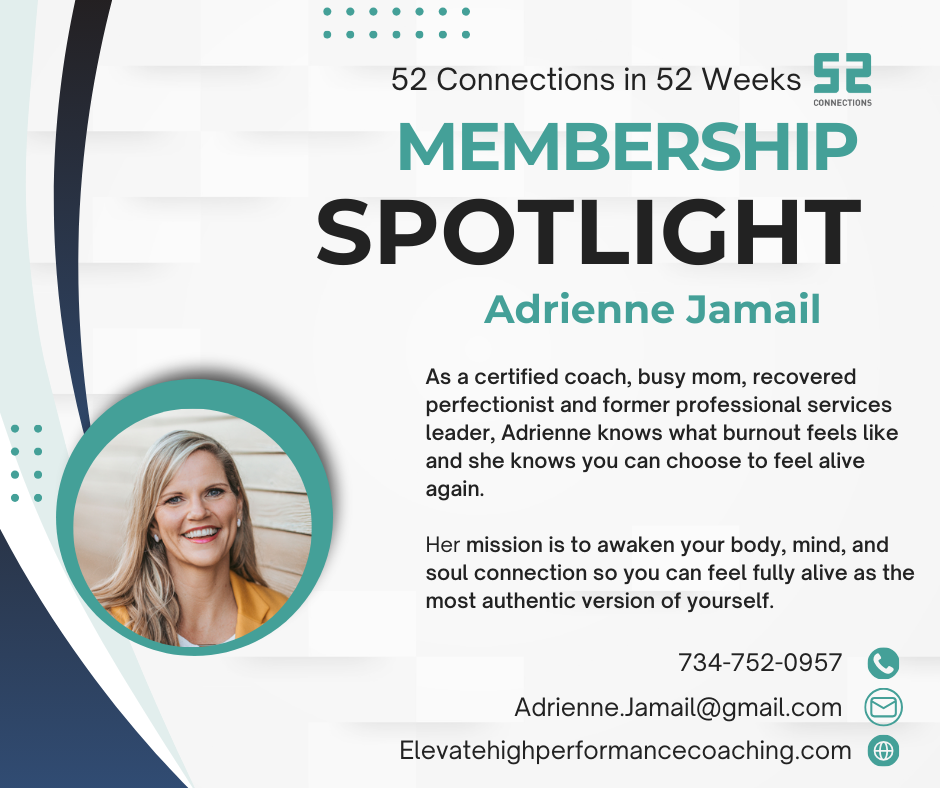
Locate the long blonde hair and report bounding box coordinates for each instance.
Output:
[93,430,268,645]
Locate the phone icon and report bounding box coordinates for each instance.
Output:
[868,648,899,679]
[873,654,894,674]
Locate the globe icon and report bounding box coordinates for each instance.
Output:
[869,735,899,767]
[873,741,894,762]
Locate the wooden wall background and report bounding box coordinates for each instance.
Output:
[74,409,311,597]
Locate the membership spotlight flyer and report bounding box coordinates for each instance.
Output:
[1,0,939,785]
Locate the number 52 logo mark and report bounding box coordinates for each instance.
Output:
[814,53,872,93]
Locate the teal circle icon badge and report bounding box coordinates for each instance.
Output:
[865,688,902,726]
[868,647,899,679]
[868,735,899,766]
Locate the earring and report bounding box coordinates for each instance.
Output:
[237,519,242,528]
[152,533,161,543]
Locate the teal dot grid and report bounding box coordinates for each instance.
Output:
[321,6,471,41]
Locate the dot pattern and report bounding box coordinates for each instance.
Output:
[322,6,470,37]
[8,423,43,505]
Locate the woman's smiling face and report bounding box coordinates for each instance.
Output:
[152,450,242,572]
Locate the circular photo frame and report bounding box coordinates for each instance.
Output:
[57,379,332,655]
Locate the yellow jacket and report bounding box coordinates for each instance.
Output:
[108,570,288,643]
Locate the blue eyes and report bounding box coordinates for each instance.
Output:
[164,489,224,505]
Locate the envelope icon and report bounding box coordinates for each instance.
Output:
[870,697,898,718]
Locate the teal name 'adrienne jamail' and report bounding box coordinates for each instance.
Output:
[485,294,820,325]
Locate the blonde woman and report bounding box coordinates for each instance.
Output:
[94,430,287,647]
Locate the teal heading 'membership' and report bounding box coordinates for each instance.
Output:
[401,123,856,171]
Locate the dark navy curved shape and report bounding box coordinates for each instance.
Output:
[54,0,112,433]
[0,529,185,785]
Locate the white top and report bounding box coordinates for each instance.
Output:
[177,633,236,647]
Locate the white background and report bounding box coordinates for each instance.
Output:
[17,0,940,784]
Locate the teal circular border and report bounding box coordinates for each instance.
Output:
[56,379,333,655]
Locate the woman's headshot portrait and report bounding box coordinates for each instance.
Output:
[73,410,313,649]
